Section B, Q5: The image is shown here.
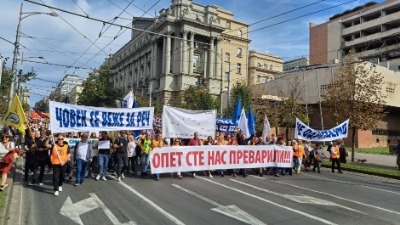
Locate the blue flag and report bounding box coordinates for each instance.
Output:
[231,97,241,126]
[248,105,256,135]
[132,98,137,108]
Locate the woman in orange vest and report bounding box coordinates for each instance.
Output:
[331,140,343,173]
[51,135,70,196]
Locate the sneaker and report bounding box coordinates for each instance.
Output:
[209,174,213,178]
[118,177,121,182]
[102,176,107,181]
[192,173,196,178]
[54,191,59,196]
[155,177,159,181]
[274,174,280,177]
[121,173,125,179]
[29,182,37,186]
[178,175,183,179]
[38,182,44,186]
[74,183,80,186]
[59,186,63,192]
[96,175,101,181]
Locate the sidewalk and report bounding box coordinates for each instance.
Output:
[353,152,398,170]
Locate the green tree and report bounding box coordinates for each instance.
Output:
[78,65,124,107]
[0,57,12,116]
[322,52,386,162]
[228,82,252,118]
[34,99,48,112]
[22,102,30,112]
[174,86,219,111]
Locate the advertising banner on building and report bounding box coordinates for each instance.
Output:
[49,101,154,133]
[162,106,216,139]
[150,145,293,174]
[295,118,349,141]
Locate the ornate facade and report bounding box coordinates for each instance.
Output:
[107,0,231,105]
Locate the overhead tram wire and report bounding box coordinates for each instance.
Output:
[245,0,357,35]
[71,0,89,17]
[61,0,137,75]
[121,0,155,17]
[23,59,92,70]
[225,0,326,35]
[79,0,162,69]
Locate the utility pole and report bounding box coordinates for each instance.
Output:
[302,68,309,126]
[316,68,325,131]
[226,61,231,118]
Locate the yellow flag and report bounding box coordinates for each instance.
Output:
[1,94,27,135]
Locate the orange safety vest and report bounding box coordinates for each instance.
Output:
[298,145,305,158]
[51,144,69,165]
[331,146,340,159]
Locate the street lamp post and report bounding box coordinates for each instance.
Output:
[8,2,57,106]
[17,53,44,98]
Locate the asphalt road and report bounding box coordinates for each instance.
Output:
[8,165,400,225]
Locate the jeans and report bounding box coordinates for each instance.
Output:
[296,158,303,171]
[98,154,109,177]
[116,153,128,177]
[141,153,150,173]
[52,164,66,191]
[331,158,341,172]
[24,154,34,181]
[32,156,48,183]
[76,158,88,183]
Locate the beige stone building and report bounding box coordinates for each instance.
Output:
[107,1,253,107]
[66,85,84,104]
[248,50,283,86]
[251,62,400,148]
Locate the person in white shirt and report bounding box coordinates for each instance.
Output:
[73,133,93,185]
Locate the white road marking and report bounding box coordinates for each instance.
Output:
[172,184,267,225]
[119,182,186,225]
[303,173,400,195]
[196,176,337,225]
[230,179,365,214]
[60,193,135,225]
[267,178,400,215]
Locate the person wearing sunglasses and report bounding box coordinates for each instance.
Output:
[51,135,70,196]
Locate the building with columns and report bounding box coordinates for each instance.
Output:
[248,50,283,86]
[107,0,249,105]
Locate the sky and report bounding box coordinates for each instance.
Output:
[0,0,384,106]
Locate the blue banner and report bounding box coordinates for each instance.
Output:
[295,118,349,141]
[216,118,236,133]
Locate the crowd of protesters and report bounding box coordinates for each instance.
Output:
[0,121,348,196]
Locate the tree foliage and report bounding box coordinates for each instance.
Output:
[78,65,124,107]
[322,52,386,161]
[34,99,48,112]
[0,57,12,116]
[228,82,252,117]
[174,85,219,111]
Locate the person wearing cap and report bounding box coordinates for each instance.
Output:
[51,135,70,196]
[74,133,93,185]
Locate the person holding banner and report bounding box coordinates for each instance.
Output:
[188,132,203,178]
[140,134,152,178]
[294,140,305,175]
[96,132,113,181]
[51,135,70,196]
[331,140,343,174]
[126,135,137,175]
[151,133,164,181]
[312,143,329,173]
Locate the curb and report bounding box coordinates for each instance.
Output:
[322,164,400,180]
[0,157,21,225]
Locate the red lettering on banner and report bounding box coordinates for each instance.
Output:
[169,152,176,167]
[284,151,291,163]
[176,152,183,166]
[243,150,249,164]
[266,150,273,162]
[261,150,267,163]
[199,151,204,166]
[215,151,221,165]
[275,150,285,163]
[230,151,236,164]
[186,152,192,166]
[221,151,227,164]
[255,151,261,163]
[237,150,243,164]
[192,151,199,166]
[153,153,160,168]
[208,151,215,165]
[249,150,254,163]
[161,153,169,167]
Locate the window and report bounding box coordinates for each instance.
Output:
[263,64,268,69]
[225,53,230,62]
[257,63,262,68]
[225,72,229,81]
[237,63,241,74]
[237,30,243,38]
[237,48,242,57]
[193,55,200,68]
[270,65,273,70]
[226,21,231,29]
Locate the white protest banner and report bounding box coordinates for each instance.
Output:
[49,101,154,133]
[162,106,216,139]
[150,145,292,174]
[295,118,349,141]
[64,138,97,155]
